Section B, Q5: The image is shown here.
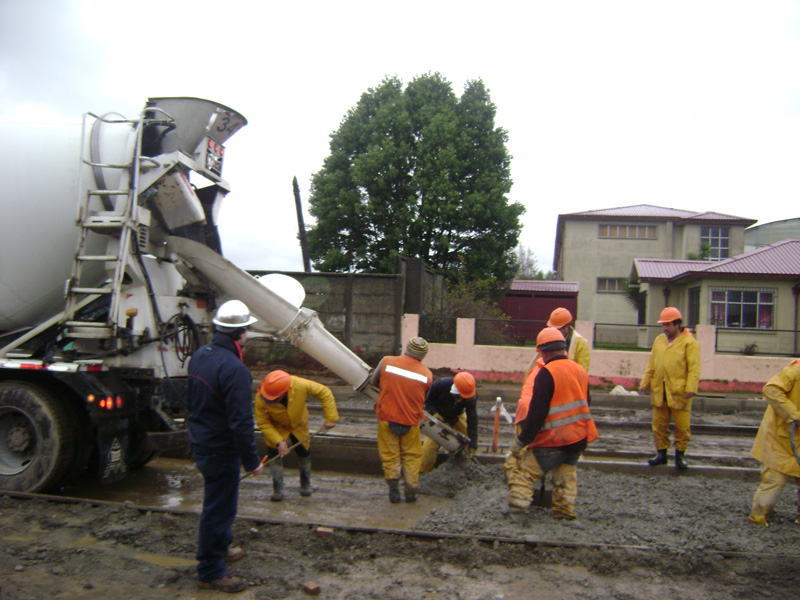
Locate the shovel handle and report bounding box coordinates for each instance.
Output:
[241,426,327,480]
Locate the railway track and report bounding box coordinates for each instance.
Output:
[307,403,763,474]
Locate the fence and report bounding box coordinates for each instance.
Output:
[420,314,800,358]
[715,327,800,357]
[593,323,661,351]
[419,316,457,344]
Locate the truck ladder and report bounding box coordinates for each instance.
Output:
[63,113,146,341]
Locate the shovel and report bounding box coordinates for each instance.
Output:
[241,426,327,480]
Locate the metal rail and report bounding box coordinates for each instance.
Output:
[2,489,796,560]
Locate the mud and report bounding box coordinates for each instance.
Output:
[2,453,799,599]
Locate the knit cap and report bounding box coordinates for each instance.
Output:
[404,337,429,360]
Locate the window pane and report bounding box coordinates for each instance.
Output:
[759,305,773,328]
[742,303,757,328]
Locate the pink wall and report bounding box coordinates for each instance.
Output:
[404,316,790,392]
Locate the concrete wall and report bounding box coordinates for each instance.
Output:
[251,271,403,357]
[404,315,792,392]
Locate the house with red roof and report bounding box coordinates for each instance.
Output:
[631,239,800,355]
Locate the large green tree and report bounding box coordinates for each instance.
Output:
[306,73,524,283]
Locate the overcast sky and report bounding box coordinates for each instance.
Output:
[2,0,799,274]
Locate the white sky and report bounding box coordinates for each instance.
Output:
[2,0,799,273]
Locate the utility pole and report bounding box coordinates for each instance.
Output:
[293,176,312,272]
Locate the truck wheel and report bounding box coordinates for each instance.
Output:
[0,382,76,493]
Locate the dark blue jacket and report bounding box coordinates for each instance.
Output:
[424,377,479,448]
[186,333,260,472]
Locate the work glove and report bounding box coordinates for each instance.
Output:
[509,438,524,460]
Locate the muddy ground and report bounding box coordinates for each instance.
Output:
[2,453,799,600]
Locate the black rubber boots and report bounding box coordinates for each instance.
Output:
[270,461,285,501]
[675,450,688,470]
[298,456,313,497]
[648,449,668,466]
[387,479,401,503]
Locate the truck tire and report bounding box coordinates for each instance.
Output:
[0,382,77,493]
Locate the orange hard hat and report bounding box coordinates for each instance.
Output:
[258,370,291,400]
[536,327,566,350]
[547,307,573,329]
[657,307,682,323]
[453,372,476,399]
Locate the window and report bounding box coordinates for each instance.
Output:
[598,224,657,239]
[597,278,626,293]
[710,288,774,329]
[701,227,729,260]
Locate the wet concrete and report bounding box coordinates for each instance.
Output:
[61,457,454,531]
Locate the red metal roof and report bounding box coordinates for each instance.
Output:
[633,239,800,282]
[508,280,579,293]
[633,259,713,281]
[696,238,800,277]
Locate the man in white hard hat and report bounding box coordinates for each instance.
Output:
[187,300,264,593]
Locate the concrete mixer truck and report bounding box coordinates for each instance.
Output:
[0,97,388,494]
[0,96,469,494]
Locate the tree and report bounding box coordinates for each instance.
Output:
[513,245,556,280]
[306,73,524,283]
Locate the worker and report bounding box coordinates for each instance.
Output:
[748,359,800,526]
[503,356,543,484]
[526,308,590,375]
[638,307,701,470]
[507,327,598,518]
[370,337,433,503]
[254,370,339,501]
[186,300,263,593]
[419,372,479,473]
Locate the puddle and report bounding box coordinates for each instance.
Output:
[133,552,196,568]
[2,535,36,542]
[72,535,99,547]
[60,457,453,531]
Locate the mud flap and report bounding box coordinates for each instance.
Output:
[96,421,129,483]
[419,412,470,453]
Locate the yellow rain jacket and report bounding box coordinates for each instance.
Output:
[750,360,800,478]
[254,376,339,450]
[640,328,700,410]
[568,330,591,373]
[526,328,590,376]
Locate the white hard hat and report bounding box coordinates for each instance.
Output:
[212,300,258,328]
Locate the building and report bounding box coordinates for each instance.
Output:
[745,217,800,252]
[498,280,579,341]
[631,239,800,355]
[553,204,756,325]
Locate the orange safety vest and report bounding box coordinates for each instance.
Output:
[531,358,598,448]
[515,358,544,425]
[375,355,433,426]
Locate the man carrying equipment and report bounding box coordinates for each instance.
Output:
[420,372,479,472]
